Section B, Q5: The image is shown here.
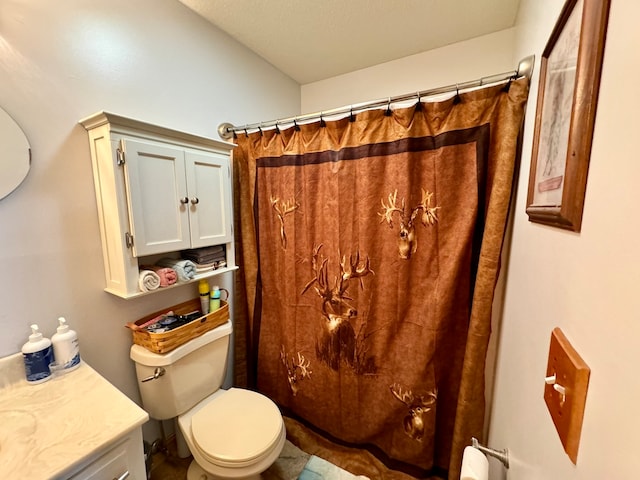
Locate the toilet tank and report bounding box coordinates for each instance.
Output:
[130,320,232,420]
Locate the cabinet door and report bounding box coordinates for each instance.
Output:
[123,139,191,256]
[185,150,233,248]
[68,439,130,480]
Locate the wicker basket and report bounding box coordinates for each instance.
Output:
[127,298,229,354]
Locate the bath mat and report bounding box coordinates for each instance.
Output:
[263,440,311,480]
[298,455,370,480]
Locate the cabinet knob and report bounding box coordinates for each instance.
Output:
[191,197,200,205]
[180,197,189,204]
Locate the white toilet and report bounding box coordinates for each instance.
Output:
[130,320,286,480]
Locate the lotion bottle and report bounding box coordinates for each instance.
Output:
[51,317,81,372]
[22,324,54,384]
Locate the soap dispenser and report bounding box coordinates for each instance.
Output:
[51,317,81,372]
[21,324,54,384]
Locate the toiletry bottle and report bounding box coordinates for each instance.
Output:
[21,324,54,384]
[51,317,81,372]
[199,279,210,314]
[210,285,221,312]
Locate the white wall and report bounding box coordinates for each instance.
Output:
[302,1,640,478]
[301,28,517,113]
[489,0,640,478]
[0,0,299,439]
[4,1,637,475]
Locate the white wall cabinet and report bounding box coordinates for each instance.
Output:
[124,138,232,256]
[80,112,236,299]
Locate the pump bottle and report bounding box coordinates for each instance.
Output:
[22,324,54,384]
[51,317,81,372]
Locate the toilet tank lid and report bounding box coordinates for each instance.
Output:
[130,319,232,367]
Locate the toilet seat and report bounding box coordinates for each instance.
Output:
[190,388,284,468]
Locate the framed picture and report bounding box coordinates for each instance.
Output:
[526,0,610,231]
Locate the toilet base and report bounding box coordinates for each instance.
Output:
[187,459,261,480]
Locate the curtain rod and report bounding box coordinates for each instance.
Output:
[217,55,534,140]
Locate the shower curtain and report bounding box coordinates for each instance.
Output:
[232,79,528,479]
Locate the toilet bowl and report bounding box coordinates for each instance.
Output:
[130,320,285,479]
[178,388,286,479]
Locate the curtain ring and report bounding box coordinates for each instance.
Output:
[275,120,281,134]
[502,75,513,93]
[258,122,263,136]
[349,106,356,122]
[243,126,248,137]
[453,84,461,105]
[320,112,326,128]
[294,118,300,131]
[385,97,392,116]
[415,91,423,111]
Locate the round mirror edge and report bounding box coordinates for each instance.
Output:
[0,105,31,200]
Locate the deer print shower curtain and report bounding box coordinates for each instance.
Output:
[232,79,528,480]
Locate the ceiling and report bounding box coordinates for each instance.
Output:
[178,0,522,84]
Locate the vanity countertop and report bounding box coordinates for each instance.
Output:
[0,353,149,479]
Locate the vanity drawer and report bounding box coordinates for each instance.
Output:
[68,438,130,480]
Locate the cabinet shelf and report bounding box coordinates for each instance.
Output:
[105,265,239,300]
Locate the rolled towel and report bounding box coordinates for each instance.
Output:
[156,258,197,282]
[138,269,161,292]
[140,265,178,287]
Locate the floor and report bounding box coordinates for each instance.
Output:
[148,417,422,480]
[149,437,310,480]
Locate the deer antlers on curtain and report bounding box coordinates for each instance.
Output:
[270,196,299,249]
[379,188,440,259]
[280,346,312,396]
[302,244,374,370]
[390,383,438,441]
[302,244,374,332]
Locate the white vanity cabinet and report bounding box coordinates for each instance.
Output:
[67,429,144,480]
[0,355,149,480]
[80,112,236,298]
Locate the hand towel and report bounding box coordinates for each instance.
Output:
[140,265,178,287]
[138,269,161,292]
[181,245,226,264]
[194,261,217,273]
[156,258,197,282]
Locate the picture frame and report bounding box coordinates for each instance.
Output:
[526,0,610,232]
